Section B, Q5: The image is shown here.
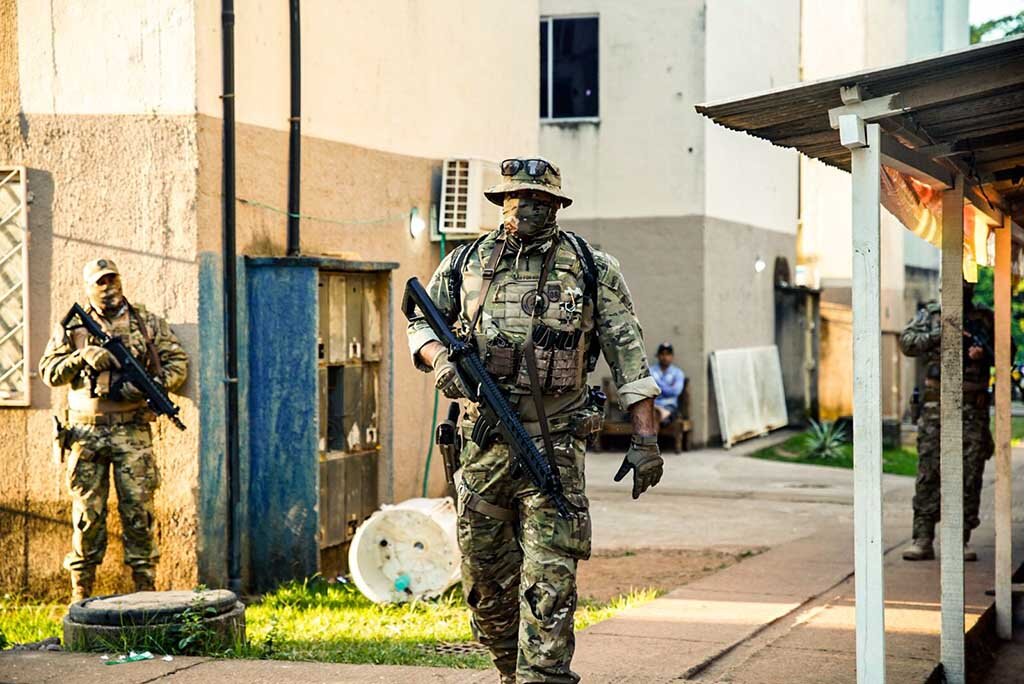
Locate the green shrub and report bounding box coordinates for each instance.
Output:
[806,419,848,460]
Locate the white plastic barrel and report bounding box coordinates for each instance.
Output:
[349,497,461,603]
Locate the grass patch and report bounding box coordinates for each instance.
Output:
[751,432,918,476]
[1,579,659,668]
[0,595,65,645]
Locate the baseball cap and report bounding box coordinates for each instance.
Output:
[657,342,674,355]
[82,258,120,284]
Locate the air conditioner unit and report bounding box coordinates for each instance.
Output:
[432,158,502,241]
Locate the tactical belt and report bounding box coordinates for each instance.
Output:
[68,409,154,426]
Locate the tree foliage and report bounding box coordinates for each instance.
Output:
[971,266,1024,364]
[971,11,1024,44]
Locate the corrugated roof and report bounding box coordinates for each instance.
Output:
[696,36,1024,227]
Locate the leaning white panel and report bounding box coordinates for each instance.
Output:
[710,345,789,448]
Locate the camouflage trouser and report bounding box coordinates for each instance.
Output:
[913,399,993,540]
[455,431,591,684]
[63,421,160,585]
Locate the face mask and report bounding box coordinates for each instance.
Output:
[503,197,557,241]
[87,277,124,314]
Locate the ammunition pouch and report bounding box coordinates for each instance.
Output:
[435,402,462,490]
[483,327,586,395]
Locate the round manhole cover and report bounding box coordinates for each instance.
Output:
[69,590,238,626]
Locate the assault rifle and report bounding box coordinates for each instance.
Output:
[402,278,572,519]
[61,303,186,431]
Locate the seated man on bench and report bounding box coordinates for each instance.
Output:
[651,342,685,426]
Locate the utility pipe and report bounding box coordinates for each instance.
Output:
[286,0,301,256]
[221,0,242,594]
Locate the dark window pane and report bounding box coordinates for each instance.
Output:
[540,20,549,118]
[552,17,598,118]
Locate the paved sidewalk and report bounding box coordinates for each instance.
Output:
[3,438,1020,683]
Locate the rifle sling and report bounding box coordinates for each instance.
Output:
[128,302,163,378]
[522,241,562,486]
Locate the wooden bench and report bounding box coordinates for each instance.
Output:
[596,377,692,453]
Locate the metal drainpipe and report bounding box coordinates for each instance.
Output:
[286,0,301,256]
[222,0,242,595]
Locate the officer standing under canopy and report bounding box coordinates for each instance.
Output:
[408,157,663,684]
[900,282,995,563]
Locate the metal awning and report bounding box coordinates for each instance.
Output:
[697,35,1024,230]
[697,35,1024,684]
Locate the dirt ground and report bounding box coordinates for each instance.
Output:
[576,547,763,603]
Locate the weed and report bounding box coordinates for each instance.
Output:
[177,586,218,655]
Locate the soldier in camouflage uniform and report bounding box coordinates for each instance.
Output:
[900,287,994,562]
[39,258,188,601]
[408,158,662,684]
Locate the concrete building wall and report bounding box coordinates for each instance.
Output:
[194,0,538,161]
[1,0,201,599]
[704,0,800,235]
[537,0,706,218]
[17,0,196,115]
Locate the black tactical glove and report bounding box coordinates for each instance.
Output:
[433,349,470,400]
[614,434,664,499]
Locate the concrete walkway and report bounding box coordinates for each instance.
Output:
[3,435,1022,683]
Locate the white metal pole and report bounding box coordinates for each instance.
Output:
[995,212,1013,640]
[940,175,965,684]
[851,120,886,684]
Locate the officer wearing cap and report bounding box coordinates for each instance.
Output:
[39,258,188,601]
[408,157,662,683]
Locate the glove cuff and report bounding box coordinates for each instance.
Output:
[631,434,658,447]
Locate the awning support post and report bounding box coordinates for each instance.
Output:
[940,175,966,684]
[848,117,886,684]
[995,212,1013,640]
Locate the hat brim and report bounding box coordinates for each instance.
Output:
[484,181,573,208]
[86,269,119,284]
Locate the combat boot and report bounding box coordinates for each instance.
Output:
[70,575,93,605]
[964,530,978,562]
[902,537,935,561]
[132,570,156,592]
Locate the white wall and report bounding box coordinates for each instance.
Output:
[538,0,706,219]
[195,0,538,161]
[18,0,197,115]
[704,0,800,235]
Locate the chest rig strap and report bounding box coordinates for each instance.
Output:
[522,241,563,481]
[466,237,507,336]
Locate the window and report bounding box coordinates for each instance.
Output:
[540,16,599,120]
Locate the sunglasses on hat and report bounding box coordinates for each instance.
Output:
[500,158,560,178]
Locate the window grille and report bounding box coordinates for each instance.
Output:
[0,167,29,406]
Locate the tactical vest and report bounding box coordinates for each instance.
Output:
[447,231,599,397]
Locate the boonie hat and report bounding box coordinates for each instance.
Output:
[484,156,573,208]
[83,258,120,284]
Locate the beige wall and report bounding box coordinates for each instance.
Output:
[538,0,706,218]
[195,0,538,161]
[196,116,450,503]
[17,0,196,115]
[704,0,800,235]
[0,113,201,599]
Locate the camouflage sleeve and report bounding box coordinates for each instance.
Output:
[592,251,661,409]
[149,312,189,393]
[38,322,85,387]
[899,307,940,357]
[407,249,459,372]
